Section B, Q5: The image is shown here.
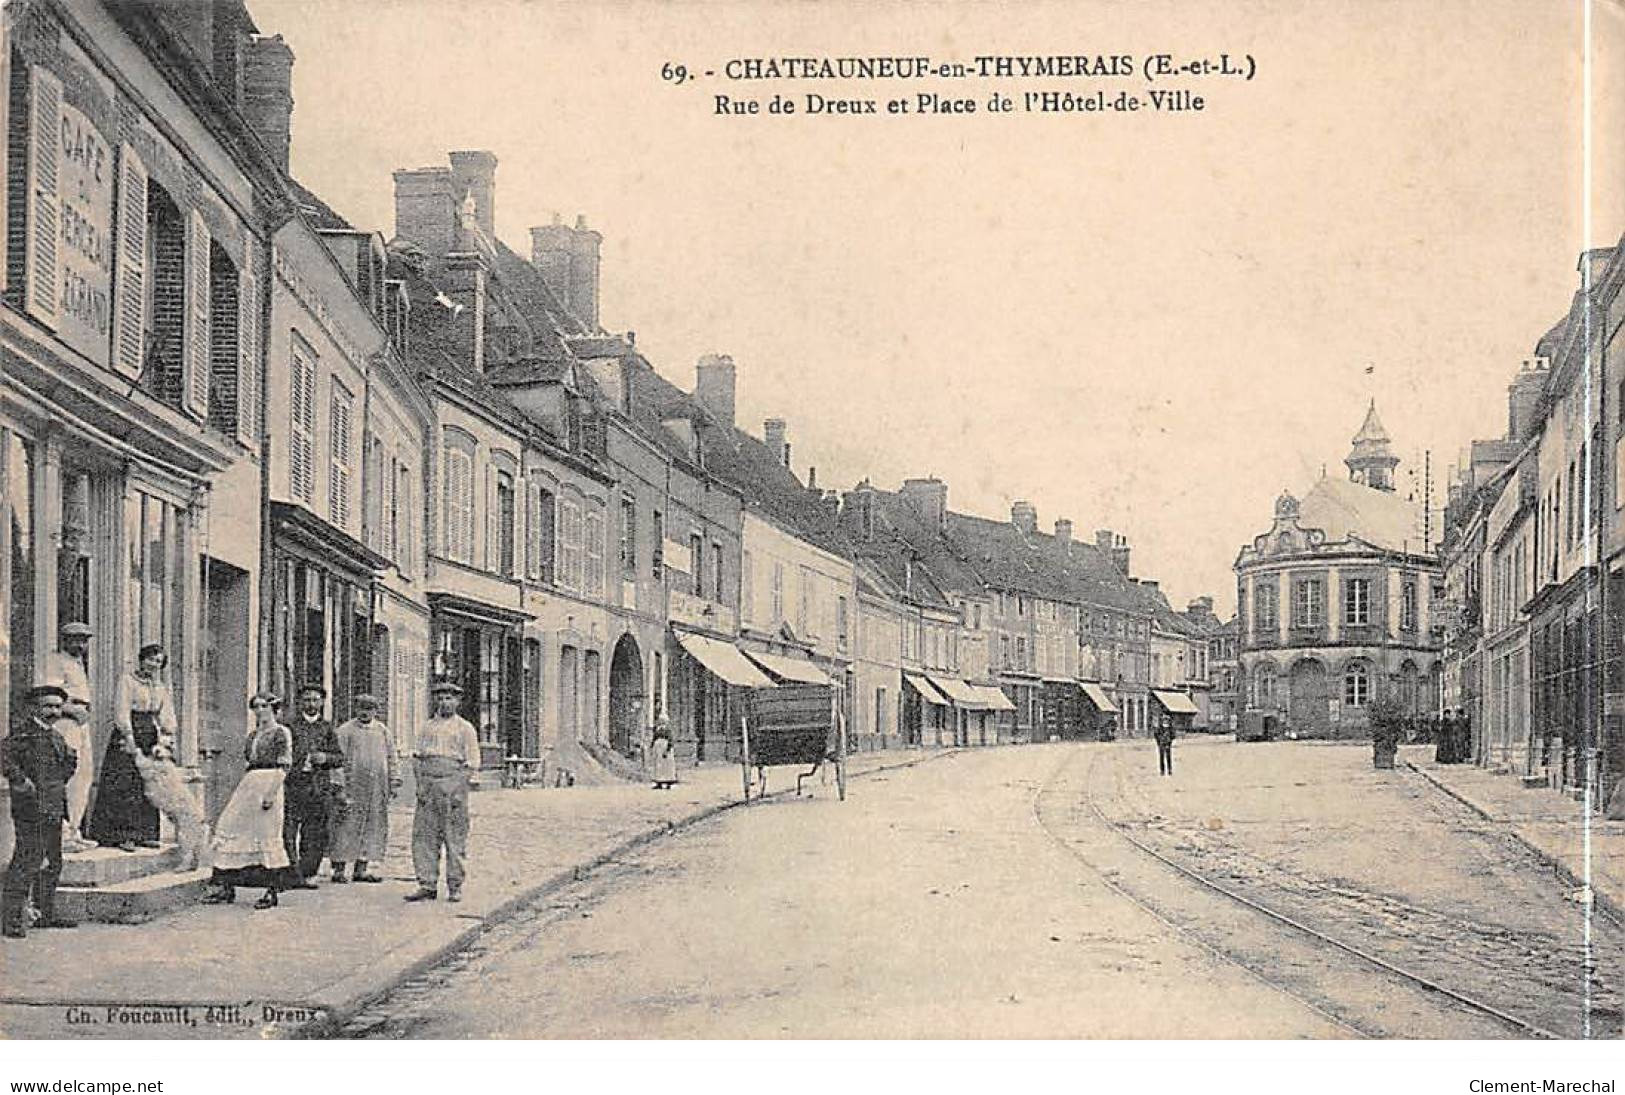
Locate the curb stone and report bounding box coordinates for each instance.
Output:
[293,747,964,1038]
[1402,759,1625,927]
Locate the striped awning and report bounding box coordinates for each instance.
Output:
[970,684,1015,711]
[928,674,989,709]
[1152,689,1200,716]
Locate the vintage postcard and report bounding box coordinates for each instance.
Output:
[1,0,1623,1087]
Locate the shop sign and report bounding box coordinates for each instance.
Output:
[57,101,113,368]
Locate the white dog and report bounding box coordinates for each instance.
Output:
[133,741,210,871]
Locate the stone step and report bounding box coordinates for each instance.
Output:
[60,844,184,887]
[55,868,213,924]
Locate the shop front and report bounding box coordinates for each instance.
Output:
[430,593,534,769]
[669,627,773,763]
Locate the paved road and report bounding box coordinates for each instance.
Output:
[341,739,1619,1040]
[340,744,1343,1039]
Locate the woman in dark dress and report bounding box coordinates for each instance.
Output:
[203,693,297,910]
[86,644,176,852]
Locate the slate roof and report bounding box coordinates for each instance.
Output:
[1298,475,1426,554]
[288,178,358,232]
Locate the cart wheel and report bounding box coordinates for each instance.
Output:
[836,753,847,801]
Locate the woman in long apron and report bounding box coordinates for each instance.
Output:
[204,693,297,910]
[86,644,176,852]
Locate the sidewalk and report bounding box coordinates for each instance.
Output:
[0,747,952,1039]
[1400,745,1625,923]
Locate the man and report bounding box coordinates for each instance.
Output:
[55,692,94,851]
[43,623,93,848]
[406,680,481,904]
[3,684,79,937]
[1154,714,1175,777]
[282,683,344,888]
[329,694,398,884]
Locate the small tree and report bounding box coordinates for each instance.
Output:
[1366,692,1405,769]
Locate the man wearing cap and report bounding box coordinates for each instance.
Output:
[3,684,78,937]
[281,683,345,887]
[329,693,398,884]
[406,680,481,903]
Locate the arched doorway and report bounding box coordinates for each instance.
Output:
[608,632,644,757]
[1288,658,1330,737]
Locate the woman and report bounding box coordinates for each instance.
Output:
[86,643,177,852]
[203,693,296,910]
[650,722,677,790]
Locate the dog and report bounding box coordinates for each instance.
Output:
[133,741,211,871]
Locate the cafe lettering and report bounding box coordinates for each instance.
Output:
[56,101,114,368]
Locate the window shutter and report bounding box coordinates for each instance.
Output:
[183,209,210,418]
[513,471,526,578]
[112,144,148,379]
[483,462,497,570]
[461,453,475,562]
[234,264,258,446]
[524,479,537,580]
[24,66,62,328]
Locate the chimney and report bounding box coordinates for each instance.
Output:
[900,477,948,531]
[530,215,602,329]
[764,418,788,465]
[1011,501,1037,535]
[1054,518,1073,547]
[442,253,488,373]
[1507,357,1549,442]
[1140,579,1160,594]
[1187,596,1214,619]
[241,35,295,173]
[808,467,818,491]
[1111,534,1131,577]
[843,480,878,539]
[694,354,737,427]
[393,166,458,257]
[448,150,498,241]
[1095,529,1114,552]
[820,490,839,520]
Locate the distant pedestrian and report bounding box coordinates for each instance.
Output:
[282,683,344,887]
[204,693,297,910]
[405,680,481,904]
[650,721,677,790]
[330,694,398,884]
[3,684,78,938]
[1154,715,1175,776]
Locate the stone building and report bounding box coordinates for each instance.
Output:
[1235,403,1444,737]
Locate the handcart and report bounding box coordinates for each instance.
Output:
[739,683,848,803]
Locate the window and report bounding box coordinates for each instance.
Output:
[288,335,317,504]
[771,561,784,622]
[620,497,637,576]
[742,550,755,622]
[690,532,704,598]
[836,598,848,651]
[327,381,354,530]
[559,496,583,590]
[713,542,724,605]
[797,566,811,634]
[442,434,474,564]
[972,603,982,630]
[875,687,888,737]
[394,459,413,577]
[205,241,241,437]
[1291,577,1324,628]
[1254,581,1278,633]
[1401,580,1418,632]
[1016,637,1028,670]
[584,508,604,597]
[1000,634,1010,668]
[1343,577,1370,626]
[1254,664,1276,706]
[1344,662,1369,707]
[527,480,556,583]
[495,471,516,577]
[651,510,664,579]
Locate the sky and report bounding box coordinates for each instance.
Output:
[254,0,1620,615]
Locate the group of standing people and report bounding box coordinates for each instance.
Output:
[4,618,485,935]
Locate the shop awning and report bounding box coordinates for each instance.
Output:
[744,649,833,686]
[970,684,1016,711]
[675,632,775,688]
[1079,682,1119,714]
[928,674,988,709]
[904,673,951,706]
[1152,689,1200,716]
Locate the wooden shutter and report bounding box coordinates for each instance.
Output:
[112,144,149,379]
[483,462,497,571]
[235,263,258,446]
[24,66,61,328]
[183,208,210,418]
